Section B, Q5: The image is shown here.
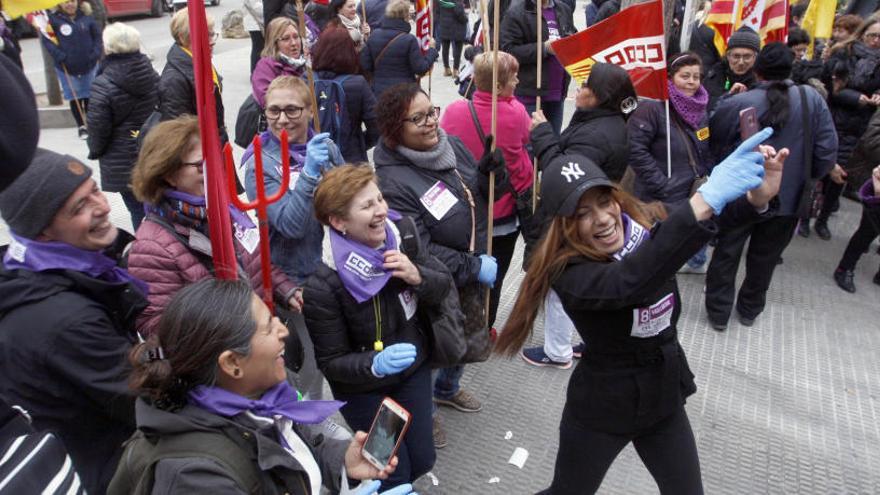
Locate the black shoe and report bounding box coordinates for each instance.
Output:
[814,220,831,240]
[708,316,727,331]
[77,126,88,140]
[834,268,856,293]
[737,312,755,327]
[873,269,880,286]
[797,221,810,238]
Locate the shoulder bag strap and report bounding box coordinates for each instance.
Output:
[374,33,406,68]
[671,115,701,177]
[467,100,486,142]
[798,86,813,181]
[451,169,477,254]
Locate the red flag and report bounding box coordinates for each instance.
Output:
[550,0,667,100]
[414,0,431,53]
[187,0,237,280]
[706,0,789,55]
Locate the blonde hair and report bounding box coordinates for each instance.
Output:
[473,52,519,92]
[170,7,215,48]
[261,17,299,59]
[132,116,201,204]
[385,0,411,20]
[265,75,315,114]
[103,22,141,55]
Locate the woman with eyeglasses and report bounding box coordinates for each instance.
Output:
[374,83,501,448]
[251,16,306,109]
[127,116,301,340]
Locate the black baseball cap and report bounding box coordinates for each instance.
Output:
[541,154,615,217]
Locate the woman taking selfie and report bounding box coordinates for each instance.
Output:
[496,128,788,494]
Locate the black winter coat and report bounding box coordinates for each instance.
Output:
[847,107,880,190]
[87,52,159,192]
[0,240,146,495]
[158,44,228,144]
[531,107,630,181]
[361,18,439,99]
[434,0,468,42]
[315,70,379,162]
[42,9,101,76]
[303,228,453,395]
[593,0,621,23]
[703,61,757,113]
[500,0,576,98]
[627,98,713,203]
[374,135,488,287]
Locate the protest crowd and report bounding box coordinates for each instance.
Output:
[1,0,879,493]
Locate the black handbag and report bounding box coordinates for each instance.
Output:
[234,94,268,149]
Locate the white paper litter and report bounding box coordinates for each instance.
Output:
[426,472,439,486]
[488,477,501,484]
[504,431,513,440]
[508,447,529,469]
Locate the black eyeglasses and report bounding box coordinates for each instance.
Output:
[402,106,441,127]
[266,105,305,120]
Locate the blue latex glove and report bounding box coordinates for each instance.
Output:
[478,254,497,288]
[354,480,416,495]
[303,132,331,178]
[372,343,417,377]
[697,127,773,215]
[323,138,345,171]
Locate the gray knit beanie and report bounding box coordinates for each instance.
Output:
[727,26,761,53]
[0,148,93,239]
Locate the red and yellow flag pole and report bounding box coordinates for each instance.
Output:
[296,0,322,132]
[484,0,500,327]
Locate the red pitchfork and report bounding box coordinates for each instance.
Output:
[223,131,291,314]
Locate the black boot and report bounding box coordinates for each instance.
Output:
[834,268,856,293]
[814,219,831,240]
[797,221,810,238]
[873,268,880,286]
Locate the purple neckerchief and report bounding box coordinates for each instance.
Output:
[189,380,343,425]
[3,232,149,295]
[612,213,650,261]
[241,129,313,170]
[158,189,256,230]
[542,7,565,102]
[859,179,880,206]
[667,80,709,130]
[329,210,402,303]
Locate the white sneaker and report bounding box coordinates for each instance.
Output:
[678,263,707,274]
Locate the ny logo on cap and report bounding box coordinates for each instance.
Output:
[560,162,584,183]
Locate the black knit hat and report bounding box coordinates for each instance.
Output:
[540,154,614,217]
[0,56,39,193]
[755,42,794,81]
[727,26,761,52]
[0,149,93,239]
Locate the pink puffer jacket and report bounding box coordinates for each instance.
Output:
[127,218,299,336]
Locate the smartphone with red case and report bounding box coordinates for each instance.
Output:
[361,397,411,470]
[739,107,760,150]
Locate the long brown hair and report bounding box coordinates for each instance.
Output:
[494,187,664,356]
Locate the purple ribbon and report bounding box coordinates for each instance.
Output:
[329,210,402,303]
[3,232,149,295]
[188,380,343,425]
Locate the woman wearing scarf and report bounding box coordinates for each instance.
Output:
[112,278,409,494]
[127,116,300,340]
[303,165,456,489]
[495,130,788,494]
[251,17,307,109]
[329,0,370,51]
[373,83,500,449]
[628,52,714,272]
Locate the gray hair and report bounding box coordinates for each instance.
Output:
[103,22,141,55]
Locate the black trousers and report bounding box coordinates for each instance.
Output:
[547,407,703,494]
[249,30,264,75]
[838,206,880,271]
[488,229,520,328]
[440,39,463,69]
[816,176,844,222]
[705,215,798,323]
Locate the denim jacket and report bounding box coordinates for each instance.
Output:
[244,134,324,284]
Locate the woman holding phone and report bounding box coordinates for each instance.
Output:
[495,127,788,494]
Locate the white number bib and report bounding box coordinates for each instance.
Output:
[630,293,674,338]
[399,289,418,320]
[420,181,458,221]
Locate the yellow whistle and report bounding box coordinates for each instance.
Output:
[374,341,384,352]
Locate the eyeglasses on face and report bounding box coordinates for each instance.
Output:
[403,106,441,127]
[727,53,755,63]
[864,32,880,40]
[278,33,300,43]
[265,105,305,120]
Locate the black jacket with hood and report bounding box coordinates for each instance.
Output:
[703,60,758,113]
[158,43,228,144]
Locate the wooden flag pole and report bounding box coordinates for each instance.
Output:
[480,0,492,52]
[428,2,434,98]
[484,0,500,327]
[532,4,543,211]
[296,0,321,132]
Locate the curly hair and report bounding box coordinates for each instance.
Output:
[376,83,429,149]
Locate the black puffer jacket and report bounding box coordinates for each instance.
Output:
[500,0,576,98]
[0,238,146,495]
[158,43,228,144]
[315,70,379,162]
[303,224,452,395]
[531,107,630,181]
[703,60,757,113]
[434,0,468,42]
[87,52,159,192]
[846,107,880,191]
[373,134,488,287]
[361,18,439,99]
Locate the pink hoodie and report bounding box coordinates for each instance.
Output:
[440,90,534,220]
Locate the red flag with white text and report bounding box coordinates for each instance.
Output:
[27,11,57,45]
[550,0,667,100]
[414,0,432,53]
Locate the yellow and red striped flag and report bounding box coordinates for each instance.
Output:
[706,0,789,55]
[414,0,432,53]
[26,10,58,45]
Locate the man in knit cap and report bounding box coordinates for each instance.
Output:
[0,150,147,495]
[703,25,761,111]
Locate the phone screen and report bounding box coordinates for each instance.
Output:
[363,403,407,467]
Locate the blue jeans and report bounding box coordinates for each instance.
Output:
[687,244,708,268]
[522,99,565,136]
[431,365,464,415]
[334,365,435,490]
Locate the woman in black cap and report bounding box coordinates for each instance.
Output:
[495,127,788,494]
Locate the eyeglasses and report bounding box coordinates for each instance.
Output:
[277,34,300,43]
[403,106,441,127]
[727,53,755,63]
[182,159,204,173]
[864,32,880,40]
[266,105,305,120]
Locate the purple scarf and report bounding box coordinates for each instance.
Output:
[241,130,311,170]
[189,380,343,425]
[148,189,255,231]
[667,80,709,130]
[329,210,402,303]
[612,213,650,261]
[3,232,149,295]
[859,179,879,206]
